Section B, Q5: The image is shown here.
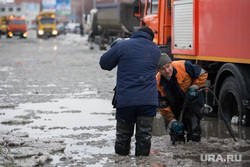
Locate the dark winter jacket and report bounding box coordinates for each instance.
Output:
[99,31,161,108]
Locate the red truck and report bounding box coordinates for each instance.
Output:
[133,0,250,126]
[7,15,28,38]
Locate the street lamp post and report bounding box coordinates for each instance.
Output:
[82,0,85,15]
[93,0,96,8]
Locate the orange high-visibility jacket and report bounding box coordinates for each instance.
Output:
[156,60,208,123]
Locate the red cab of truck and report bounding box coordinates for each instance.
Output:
[7,15,28,38]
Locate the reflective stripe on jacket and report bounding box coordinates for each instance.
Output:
[156,60,208,123]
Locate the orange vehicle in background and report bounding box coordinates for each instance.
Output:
[7,15,28,38]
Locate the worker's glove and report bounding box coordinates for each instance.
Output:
[110,38,124,47]
[170,120,183,134]
[187,85,199,103]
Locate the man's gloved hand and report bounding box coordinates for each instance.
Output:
[187,84,199,103]
[170,120,184,134]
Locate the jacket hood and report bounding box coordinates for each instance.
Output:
[130,30,153,41]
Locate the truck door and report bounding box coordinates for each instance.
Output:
[143,0,159,44]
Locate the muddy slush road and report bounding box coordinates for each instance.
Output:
[0,30,250,167]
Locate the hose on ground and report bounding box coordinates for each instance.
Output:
[199,87,237,142]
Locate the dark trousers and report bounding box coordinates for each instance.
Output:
[115,116,154,156]
[114,105,156,156]
[182,111,202,142]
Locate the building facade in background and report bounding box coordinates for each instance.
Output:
[0,2,40,27]
[15,0,42,10]
[0,3,23,17]
[0,0,135,26]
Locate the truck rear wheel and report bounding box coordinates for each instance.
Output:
[218,76,246,125]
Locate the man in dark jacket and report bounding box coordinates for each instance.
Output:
[99,27,161,156]
[156,53,208,143]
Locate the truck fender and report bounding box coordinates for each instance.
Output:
[214,63,250,125]
[215,63,250,102]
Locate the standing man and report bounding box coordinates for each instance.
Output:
[79,23,84,37]
[156,53,208,142]
[99,27,161,156]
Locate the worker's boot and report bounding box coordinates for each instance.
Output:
[169,130,185,143]
[187,114,201,142]
[115,121,134,156]
[135,116,154,156]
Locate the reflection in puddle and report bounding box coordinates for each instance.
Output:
[0,98,116,165]
[201,116,250,140]
[1,98,250,166]
[152,113,250,140]
[1,100,250,141]
[53,45,57,51]
[0,98,115,138]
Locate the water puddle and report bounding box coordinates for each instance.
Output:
[1,99,250,166]
[0,98,116,166]
[201,116,250,140]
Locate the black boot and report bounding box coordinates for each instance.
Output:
[135,116,154,156]
[115,121,134,156]
[169,129,185,143]
[187,114,201,142]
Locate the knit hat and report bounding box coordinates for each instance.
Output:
[138,26,154,40]
[157,53,172,69]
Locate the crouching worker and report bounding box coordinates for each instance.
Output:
[156,53,208,143]
[99,27,161,156]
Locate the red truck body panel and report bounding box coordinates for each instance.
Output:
[172,0,250,64]
[140,0,250,126]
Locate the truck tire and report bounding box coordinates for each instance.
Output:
[218,76,245,125]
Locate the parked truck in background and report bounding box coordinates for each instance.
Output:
[36,12,57,38]
[133,0,250,126]
[0,16,9,35]
[7,15,28,38]
[88,2,142,49]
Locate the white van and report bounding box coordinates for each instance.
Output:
[65,23,80,33]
